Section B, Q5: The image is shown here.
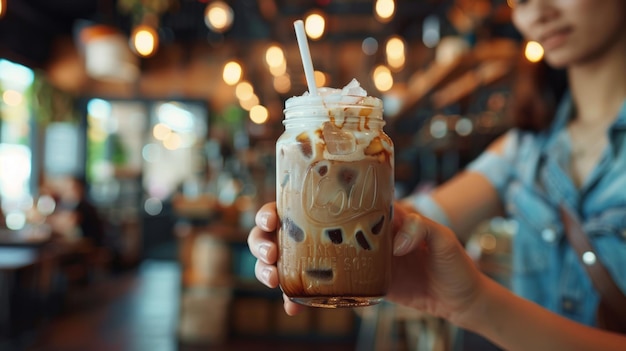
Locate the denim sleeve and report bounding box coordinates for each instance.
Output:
[466,130,517,195]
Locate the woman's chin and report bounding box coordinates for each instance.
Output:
[542,54,569,69]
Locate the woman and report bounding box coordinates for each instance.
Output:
[248,0,626,349]
[403,0,626,326]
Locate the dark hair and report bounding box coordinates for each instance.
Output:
[508,57,568,132]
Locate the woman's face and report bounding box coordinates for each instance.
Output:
[511,0,626,68]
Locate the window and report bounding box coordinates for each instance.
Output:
[0,59,35,227]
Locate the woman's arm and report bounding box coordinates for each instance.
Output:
[458,276,626,351]
[403,133,510,242]
[428,171,503,242]
[391,210,626,351]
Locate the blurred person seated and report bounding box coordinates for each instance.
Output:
[59,176,105,246]
[47,175,110,285]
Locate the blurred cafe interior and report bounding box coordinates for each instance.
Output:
[0,0,532,350]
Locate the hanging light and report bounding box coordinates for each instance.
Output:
[235,81,254,101]
[249,105,269,124]
[273,74,291,94]
[374,0,395,23]
[314,70,327,87]
[239,94,259,111]
[131,24,159,57]
[204,1,234,33]
[304,11,326,40]
[373,65,393,92]
[269,61,287,77]
[266,44,287,76]
[0,0,6,18]
[385,35,406,70]
[265,45,285,68]
[223,61,242,85]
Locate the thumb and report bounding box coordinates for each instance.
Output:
[393,213,455,256]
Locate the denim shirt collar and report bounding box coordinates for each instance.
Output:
[610,99,626,131]
[538,93,626,208]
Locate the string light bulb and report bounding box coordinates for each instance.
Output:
[314,70,327,87]
[373,65,393,92]
[239,94,259,111]
[385,36,406,70]
[250,105,269,124]
[131,24,159,57]
[204,1,234,33]
[235,81,254,101]
[269,61,287,77]
[374,0,395,23]
[223,61,242,85]
[273,74,291,94]
[265,45,285,68]
[304,12,326,40]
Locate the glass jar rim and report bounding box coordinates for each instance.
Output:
[284,94,382,109]
[283,94,384,121]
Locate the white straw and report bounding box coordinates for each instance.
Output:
[293,20,318,96]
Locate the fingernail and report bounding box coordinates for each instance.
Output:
[258,243,270,260]
[261,267,272,285]
[258,213,270,229]
[393,232,412,256]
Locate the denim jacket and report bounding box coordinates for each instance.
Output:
[464,94,626,326]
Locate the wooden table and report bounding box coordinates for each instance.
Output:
[0,226,71,343]
[0,246,41,341]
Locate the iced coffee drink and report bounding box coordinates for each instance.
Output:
[276,79,394,308]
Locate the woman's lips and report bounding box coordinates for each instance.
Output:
[539,28,572,50]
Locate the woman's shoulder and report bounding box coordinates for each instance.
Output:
[485,128,550,159]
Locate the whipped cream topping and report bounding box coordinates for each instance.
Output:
[285,79,381,110]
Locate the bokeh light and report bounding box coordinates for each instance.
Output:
[235,81,254,101]
[273,74,291,94]
[373,65,393,92]
[249,105,269,124]
[525,41,544,62]
[362,37,379,56]
[304,12,325,40]
[131,25,158,57]
[204,1,234,33]
[223,61,243,85]
[374,0,395,23]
